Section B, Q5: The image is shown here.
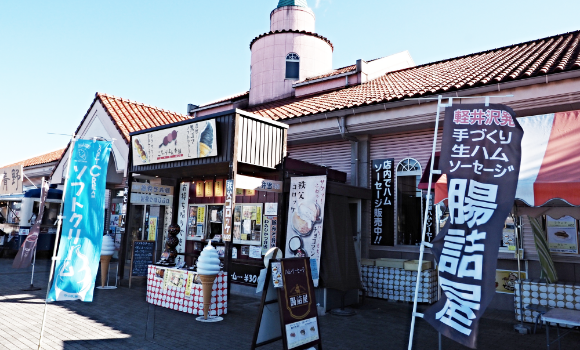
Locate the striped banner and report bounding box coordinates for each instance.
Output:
[528,216,558,284]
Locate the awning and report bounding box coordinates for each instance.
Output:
[434,109,580,208]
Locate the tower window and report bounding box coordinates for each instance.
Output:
[285,53,300,80]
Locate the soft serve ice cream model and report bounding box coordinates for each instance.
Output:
[100,235,116,287]
[197,240,221,319]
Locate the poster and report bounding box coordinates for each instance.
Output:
[371,159,394,245]
[214,179,224,197]
[176,182,189,263]
[546,216,578,253]
[284,176,327,287]
[495,270,527,294]
[148,217,158,241]
[165,269,187,289]
[187,205,198,239]
[48,140,112,302]
[131,119,217,165]
[423,104,523,348]
[205,180,214,197]
[265,203,278,216]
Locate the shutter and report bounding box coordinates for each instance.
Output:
[288,140,352,183]
[370,129,442,170]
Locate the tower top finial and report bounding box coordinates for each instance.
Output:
[277,0,308,8]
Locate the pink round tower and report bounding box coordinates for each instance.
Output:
[249,0,333,106]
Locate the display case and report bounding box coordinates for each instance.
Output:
[233,203,262,246]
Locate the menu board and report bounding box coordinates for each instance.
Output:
[131,240,155,278]
[547,216,579,253]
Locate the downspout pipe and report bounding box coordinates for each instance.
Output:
[337,116,359,186]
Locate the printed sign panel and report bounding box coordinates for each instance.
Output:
[130,193,173,205]
[132,119,217,165]
[48,140,112,302]
[423,104,523,348]
[222,179,235,242]
[284,176,327,287]
[371,159,394,246]
[236,174,283,193]
[176,182,189,262]
[0,165,23,195]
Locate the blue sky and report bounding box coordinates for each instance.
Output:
[2,0,579,166]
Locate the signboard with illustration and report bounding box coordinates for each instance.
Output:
[546,216,578,254]
[132,119,217,165]
[284,176,326,288]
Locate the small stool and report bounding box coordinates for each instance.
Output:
[526,304,551,334]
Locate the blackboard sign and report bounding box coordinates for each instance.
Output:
[229,262,262,286]
[130,240,155,287]
[251,257,322,350]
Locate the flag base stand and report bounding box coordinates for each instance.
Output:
[96,286,117,290]
[196,316,223,323]
[22,284,42,291]
[514,323,531,334]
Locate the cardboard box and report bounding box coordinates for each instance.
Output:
[375,258,407,269]
[404,260,432,271]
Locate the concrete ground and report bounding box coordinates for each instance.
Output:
[1,257,579,350]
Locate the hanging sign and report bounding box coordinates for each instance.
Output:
[195,181,204,197]
[284,176,327,287]
[131,119,217,165]
[423,104,523,348]
[130,193,173,205]
[371,159,394,246]
[176,182,189,263]
[48,140,112,302]
[12,180,49,269]
[131,182,174,195]
[148,217,158,241]
[214,179,224,197]
[205,180,214,197]
[222,179,235,242]
[0,165,23,195]
[236,174,283,193]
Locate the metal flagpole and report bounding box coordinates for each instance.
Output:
[37,135,76,350]
[405,94,515,350]
[407,95,445,350]
[23,178,45,292]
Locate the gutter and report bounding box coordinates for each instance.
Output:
[281,69,580,126]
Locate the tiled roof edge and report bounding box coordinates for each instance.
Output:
[250,30,333,51]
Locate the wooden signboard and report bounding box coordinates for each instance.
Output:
[251,257,322,350]
[129,240,155,288]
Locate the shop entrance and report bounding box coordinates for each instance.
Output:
[125,204,164,264]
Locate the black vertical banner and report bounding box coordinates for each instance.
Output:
[371,159,395,246]
[423,104,523,348]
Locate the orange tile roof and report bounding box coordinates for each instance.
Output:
[3,148,65,168]
[246,30,580,120]
[95,93,190,143]
[299,64,356,83]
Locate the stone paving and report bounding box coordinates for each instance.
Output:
[1,257,579,349]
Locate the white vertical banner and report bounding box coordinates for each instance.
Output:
[177,182,189,260]
[285,176,327,287]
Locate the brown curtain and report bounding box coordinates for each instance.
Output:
[319,194,361,291]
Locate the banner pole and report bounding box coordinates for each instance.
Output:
[37,135,76,350]
[408,95,444,350]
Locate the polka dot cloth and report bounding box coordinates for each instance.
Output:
[146,265,227,316]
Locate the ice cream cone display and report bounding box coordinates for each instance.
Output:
[196,240,221,320]
[198,123,214,157]
[100,235,116,288]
